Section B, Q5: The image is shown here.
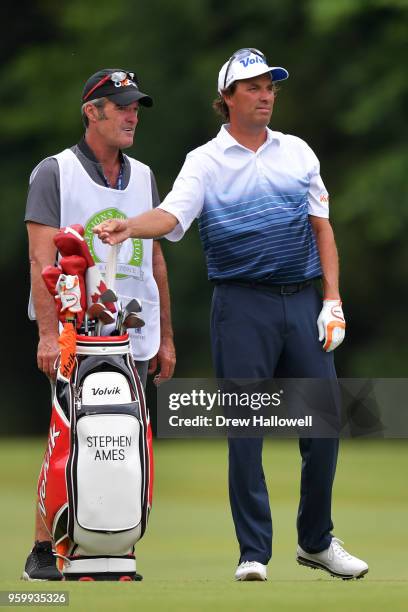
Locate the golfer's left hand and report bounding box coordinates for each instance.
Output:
[317,299,346,352]
[148,336,176,386]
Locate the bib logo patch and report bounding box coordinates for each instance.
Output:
[84,208,143,279]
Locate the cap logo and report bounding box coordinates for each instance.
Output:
[113,76,137,89]
[239,55,267,68]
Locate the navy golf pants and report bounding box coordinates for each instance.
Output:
[210,283,339,564]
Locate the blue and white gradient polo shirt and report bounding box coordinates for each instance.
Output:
[160,126,329,284]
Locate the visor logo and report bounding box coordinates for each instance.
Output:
[239,55,267,68]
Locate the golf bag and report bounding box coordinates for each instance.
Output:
[37,333,153,580]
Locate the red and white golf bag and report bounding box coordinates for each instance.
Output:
[37,334,154,580]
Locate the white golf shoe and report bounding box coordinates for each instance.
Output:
[296,537,368,580]
[234,561,267,581]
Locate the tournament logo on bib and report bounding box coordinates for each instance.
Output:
[84,208,143,280]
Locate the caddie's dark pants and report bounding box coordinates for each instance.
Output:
[211,283,339,564]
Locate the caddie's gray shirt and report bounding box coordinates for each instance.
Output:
[25,138,160,227]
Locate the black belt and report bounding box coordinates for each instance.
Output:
[213,278,314,295]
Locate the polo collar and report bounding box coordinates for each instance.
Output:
[217,124,281,153]
[78,137,125,164]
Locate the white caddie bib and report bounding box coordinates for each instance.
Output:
[34,149,160,361]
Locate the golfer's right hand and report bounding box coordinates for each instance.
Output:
[37,334,59,380]
[93,219,130,245]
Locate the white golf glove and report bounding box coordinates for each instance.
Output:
[317,299,346,352]
[55,274,82,313]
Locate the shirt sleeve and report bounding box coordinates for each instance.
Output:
[158,153,206,242]
[150,170,160,208]
[24,158,60,227]
[306,146,330,218]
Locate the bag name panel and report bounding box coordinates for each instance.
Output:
[76,413,142,531]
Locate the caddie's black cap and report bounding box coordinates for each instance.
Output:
[82,68,153,107]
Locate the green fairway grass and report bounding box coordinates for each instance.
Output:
[0,438,406,611]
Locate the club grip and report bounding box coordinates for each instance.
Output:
[105,244,119,292]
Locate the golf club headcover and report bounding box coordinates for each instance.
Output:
[42,265,62,296]
[86,267,116,313]
[42,266,85,327]
[56,274,82,314]
[41,264,64,321]
[54,225,93,267]
[54,225,116,313]
[58,322,77,380]
[60,255,87,315]
[317,299,346,352]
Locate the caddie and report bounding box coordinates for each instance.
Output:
[94,49,368,581]
[23,68,176,580]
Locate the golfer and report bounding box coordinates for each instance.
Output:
[24,68,175,580]
[94,49,368,581]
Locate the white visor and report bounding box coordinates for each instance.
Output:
[218,52,288,93]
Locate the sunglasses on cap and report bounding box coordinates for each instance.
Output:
[223,48,266,89]
[83,71,137,102]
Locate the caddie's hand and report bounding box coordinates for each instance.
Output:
[93,219,130,245]
[317,300,346,352]
[148,336,176,386]
[37,334,59,380]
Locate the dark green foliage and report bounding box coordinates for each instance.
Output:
[2,0,407,432]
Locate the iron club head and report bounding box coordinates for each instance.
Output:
[123,312,145,329]
[99,289,118,304]
[124,298,142,314]
[87,302,115,324]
